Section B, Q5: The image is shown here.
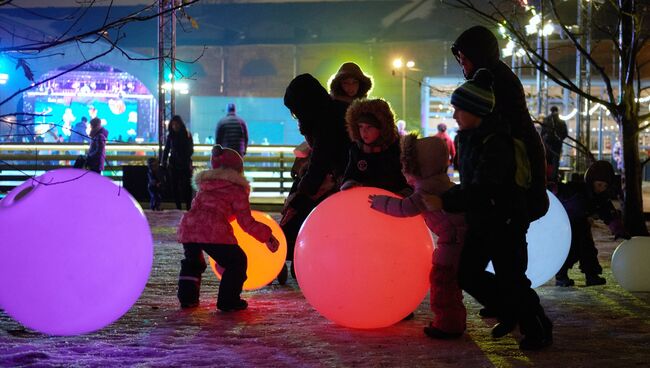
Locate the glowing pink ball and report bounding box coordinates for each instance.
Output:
[295,187,433,329]
[0,169,153,335]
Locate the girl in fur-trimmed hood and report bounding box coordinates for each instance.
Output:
[369,133,467,339]
[177,145,279,313]
[340,98,409,195]
[329,62,373,104]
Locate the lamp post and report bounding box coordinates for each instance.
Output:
[392,58,415,121]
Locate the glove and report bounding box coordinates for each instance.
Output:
[265,235,280,253]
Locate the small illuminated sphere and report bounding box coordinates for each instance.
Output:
[210,210,287,290]
[295,187,433,329]
[0,169,153,335]
[612,237,650,292]
[487,190,571,288]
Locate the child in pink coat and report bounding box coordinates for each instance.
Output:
[177,145,279,312]
[369,134,467,339]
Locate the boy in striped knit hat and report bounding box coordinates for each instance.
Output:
[428,68,553,350]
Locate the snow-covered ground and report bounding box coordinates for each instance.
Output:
[1,210,649,367]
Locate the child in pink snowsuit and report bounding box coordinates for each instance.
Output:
[369,134,467,339]
[177,145,279,312]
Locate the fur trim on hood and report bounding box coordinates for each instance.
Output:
[329,62,372,100]
[401,133,449,179]
[193,168,250,192]
[345,98,398,147]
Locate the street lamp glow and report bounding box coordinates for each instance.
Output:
[392,58,403,69]
[406,60,415,68]
[542,22,555,36]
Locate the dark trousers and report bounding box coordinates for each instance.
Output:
[458,220,549,338]
[178,243,247,307]
[557,218,602,277]
[170,167,192,210]
[148,185,161,210]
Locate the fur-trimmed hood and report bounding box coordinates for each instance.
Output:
[193,167,250,193]
[401,133,449,181]
[329,62,372,100]
[345,98,398,147]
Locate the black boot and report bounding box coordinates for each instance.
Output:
[585,274,606,286]
[424,323,463,339]
[519,312,553,350]
[491,319,517,338]
[178,276,201,308]
[479,307,498,318]
[555,270,574,287]
[217,299,248,312]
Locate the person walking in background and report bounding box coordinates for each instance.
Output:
[434,123,456,167]
[216,103,249,157]
[70,116,89,144]
[163,115,194,211]
[541,106,568,183]
[85,117,108,174]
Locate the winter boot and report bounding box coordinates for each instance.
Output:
[555,271,575,287]
[178,275,201,308]
[585,274,606,286]
[479,307,498,318]
[217,299,248,312]
[423,323,463,339]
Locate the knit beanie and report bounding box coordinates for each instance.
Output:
[211,145,244,173]
[450,68,495,117]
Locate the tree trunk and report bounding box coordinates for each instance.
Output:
[618,110,649,235]
[618,0,648,235]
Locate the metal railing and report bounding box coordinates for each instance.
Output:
[0,144,295,204]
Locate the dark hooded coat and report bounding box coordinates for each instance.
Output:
[283,73,351,211]
[453,25,548,222]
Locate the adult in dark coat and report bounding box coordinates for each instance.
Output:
[280,74,351,280]
[215,103,249,157]
[163,115,194,210]
[441,69,552,350]
[85,117,108,174]
[541,106,568,183]
[452,25,548,222]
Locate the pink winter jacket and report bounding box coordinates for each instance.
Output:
[177,168,272,245]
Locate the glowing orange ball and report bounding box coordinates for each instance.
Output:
[210,210,287,290]
[295,187,434,329]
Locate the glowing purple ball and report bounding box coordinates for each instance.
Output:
[0,169,153,335]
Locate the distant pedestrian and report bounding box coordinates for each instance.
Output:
[541,106,568,183]
[162,115,194,210]
[434,123,456,165]
[176,145,279,311]
[70,116,89,143]
[85,117,108,174]
[216,103,248,157]
[146,157,163,211]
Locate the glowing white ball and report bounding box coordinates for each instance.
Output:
[0,169,153,335]
[488,190,571,288]
[611,237,650,292]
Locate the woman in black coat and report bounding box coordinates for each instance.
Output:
[162,115,194,210]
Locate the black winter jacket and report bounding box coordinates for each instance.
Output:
[442,116,527,231]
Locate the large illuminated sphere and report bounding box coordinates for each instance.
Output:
[487,190,571,288]
[0,169,153,335]
[295,187,433,329]
[612,237,650,291]
[209,210,287,290]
